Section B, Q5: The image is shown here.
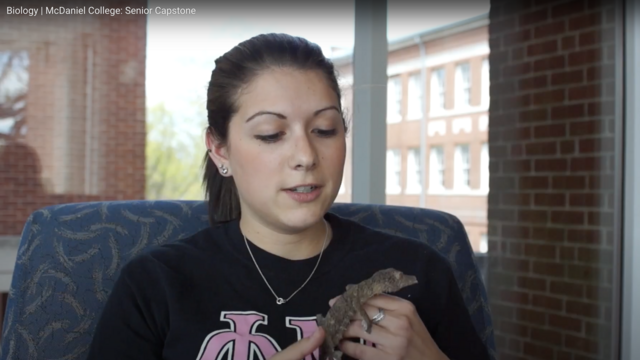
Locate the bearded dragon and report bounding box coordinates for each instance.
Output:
[316,268,419,360]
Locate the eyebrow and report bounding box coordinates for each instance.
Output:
[245,106,340,123]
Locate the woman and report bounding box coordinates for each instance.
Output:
[87,33,490,360]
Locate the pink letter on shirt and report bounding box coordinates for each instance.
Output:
[197,312,280,360]
[286,317,320,360]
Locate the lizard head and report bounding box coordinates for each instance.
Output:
[372,268,418,292]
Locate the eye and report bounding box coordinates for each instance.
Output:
[314,129,337,137]
[254,132,284,143]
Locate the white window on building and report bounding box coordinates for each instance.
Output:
[478,115,489,132]
[454,144,470,189]
[386,149,402,194]
[405,148,422,194]
[429,146,445,190]
[387,77,402,123]
[481,58,490,107]
[479,233,488,253]
[339,176,346,194]
[455,63,471,108]
[480,143,489,191]
[430,68,445,112]
[407,73,423,120]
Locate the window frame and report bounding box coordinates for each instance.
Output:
[387,76,402,124]
[386,149,402,194]
[455,62,471,108]
[405,147,422,194]
[454,144,471,190]
[407,73,424,121]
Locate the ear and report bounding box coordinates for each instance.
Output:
[205,130,232,176]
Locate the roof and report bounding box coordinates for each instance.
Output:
[330,12,489,67]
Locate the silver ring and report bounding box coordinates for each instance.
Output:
[371,308,385,324]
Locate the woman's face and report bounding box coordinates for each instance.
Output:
[213,68,346,233]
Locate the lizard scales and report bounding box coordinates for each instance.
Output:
[316,268,419,360]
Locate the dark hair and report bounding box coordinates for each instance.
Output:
[202,33,348,226]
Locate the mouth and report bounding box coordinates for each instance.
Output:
[284,184,322,193]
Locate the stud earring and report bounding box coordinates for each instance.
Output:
[219,164,228,175]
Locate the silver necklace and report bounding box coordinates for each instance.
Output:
[244,219,329,305]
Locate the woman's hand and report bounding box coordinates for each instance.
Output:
[268,327,324,360]
[332,294,449,360]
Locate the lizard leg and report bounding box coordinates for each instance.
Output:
[357,304,373,334]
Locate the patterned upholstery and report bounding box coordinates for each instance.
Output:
[0,201,496,360]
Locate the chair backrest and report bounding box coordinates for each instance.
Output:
[0,201,495,359]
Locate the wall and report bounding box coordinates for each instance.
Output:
[487,0,617,359]
[0,0,147,236]
[334,25,490,252]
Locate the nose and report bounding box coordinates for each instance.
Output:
[289,132,318,171]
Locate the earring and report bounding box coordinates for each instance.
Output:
[219,164,228,175]
[207,149,212,153]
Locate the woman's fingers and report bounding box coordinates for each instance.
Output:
[365,293,417,314]
[339,340,384,360]
[342,319,389,343]
[338,322,410,360]
[268,327,324,360]
[331,302,399,331]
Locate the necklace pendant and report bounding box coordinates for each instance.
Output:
[276,298,286,305]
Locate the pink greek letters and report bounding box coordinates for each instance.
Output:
[196,312,377,359]
[196,312,280,360]
[286,317,321,360]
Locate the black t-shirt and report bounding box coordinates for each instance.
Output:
[86,212,490,360]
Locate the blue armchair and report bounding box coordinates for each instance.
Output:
[0,201,496,359]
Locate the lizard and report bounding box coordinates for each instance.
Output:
[315,268,419,360]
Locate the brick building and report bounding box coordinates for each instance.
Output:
[333,15,491,253]
[0,3,147,235]
[333,1,619,358]
[486,0,618,359]
[0,0,147,334]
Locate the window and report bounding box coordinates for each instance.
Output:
[387,77,402,123]
[386,149,402,194]
[455,63,471,108]
[0,50,29,138]
[407,73,423,120]
[429,146,445,190]
[479,115,489,132]
[480,143,489,191]
[481,58,490,107]
[405,148,422,194]
[479,233,488,253]
[454,144,470,189]
[339,176,346,194]
[430,68,445,112]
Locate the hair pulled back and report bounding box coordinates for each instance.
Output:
[203,33,346,225]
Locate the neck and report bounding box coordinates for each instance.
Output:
[239,215,331,261]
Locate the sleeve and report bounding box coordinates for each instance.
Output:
[431,265,491,360]
[86,255,166,359]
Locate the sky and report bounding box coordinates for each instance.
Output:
[144,0,490,125]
